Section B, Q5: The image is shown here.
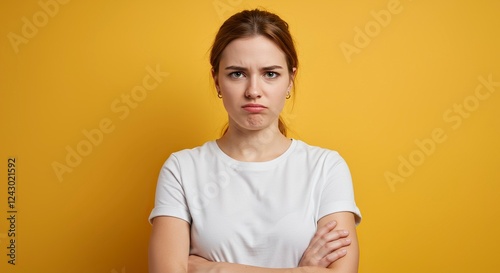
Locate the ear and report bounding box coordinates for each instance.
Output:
[211,68,220,90]
[291,67,297,80]
[288,67,297,90]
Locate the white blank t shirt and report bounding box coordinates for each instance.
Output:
[149,139,361,268]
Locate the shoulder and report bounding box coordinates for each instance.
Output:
[293,139,346,166]
[161,140,217,170]
[170,140,215,159]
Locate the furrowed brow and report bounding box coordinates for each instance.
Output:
[224,65,284,71]
[224,66,248,71]
[261,65,284,70]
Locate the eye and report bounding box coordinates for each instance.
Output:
[264,71,279,79]
[229,71,245,79]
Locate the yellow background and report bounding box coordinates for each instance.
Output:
[1,0,499,272]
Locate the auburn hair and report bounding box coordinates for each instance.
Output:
[210,9,298,136]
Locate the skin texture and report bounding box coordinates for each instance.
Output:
[216,35,291,134]
[149,216,190,273]
[213,35,295,162]
[148,35,359,273]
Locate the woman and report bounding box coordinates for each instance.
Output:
[148,9,361,273]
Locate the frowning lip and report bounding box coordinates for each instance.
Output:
[242,103,266,108]
[242,103,267,113]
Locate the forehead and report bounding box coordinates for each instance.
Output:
[220,35,287,67]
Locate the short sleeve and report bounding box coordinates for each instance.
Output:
[318,153,362,225]
[148,154,191,224]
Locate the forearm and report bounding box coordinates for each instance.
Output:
[212,263,348,273]
[190,213,359,273]
[215,217,359,273]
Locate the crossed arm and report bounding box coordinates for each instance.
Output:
[149,212,359,273]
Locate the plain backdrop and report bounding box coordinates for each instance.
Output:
[0,0,499,272]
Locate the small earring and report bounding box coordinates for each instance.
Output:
[217,91,222,99]
[286,92,291,99]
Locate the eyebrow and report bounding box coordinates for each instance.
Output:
[224,65,284,71]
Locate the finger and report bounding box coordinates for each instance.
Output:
[188,255,208,262]
[299,223,337,266]
[309,229,350,255]
[314,243,350,268]
[323,248,348,264]
[307,221,337,251]
[316,238,351,259]
[324,229,349,241]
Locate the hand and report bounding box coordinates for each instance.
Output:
[188,255,214,273]
[298,221,352,268]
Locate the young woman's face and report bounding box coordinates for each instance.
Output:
[214,35,295,133]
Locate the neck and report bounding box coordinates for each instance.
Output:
[217,125,291,162]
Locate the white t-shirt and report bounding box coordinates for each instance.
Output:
[149,139,361,268]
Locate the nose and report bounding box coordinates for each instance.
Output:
[244,76,262,99]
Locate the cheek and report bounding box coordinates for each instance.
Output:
[221,92,239,113]
[271,82,290,97]
[219,78,242,93]
[268,88,288,110]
